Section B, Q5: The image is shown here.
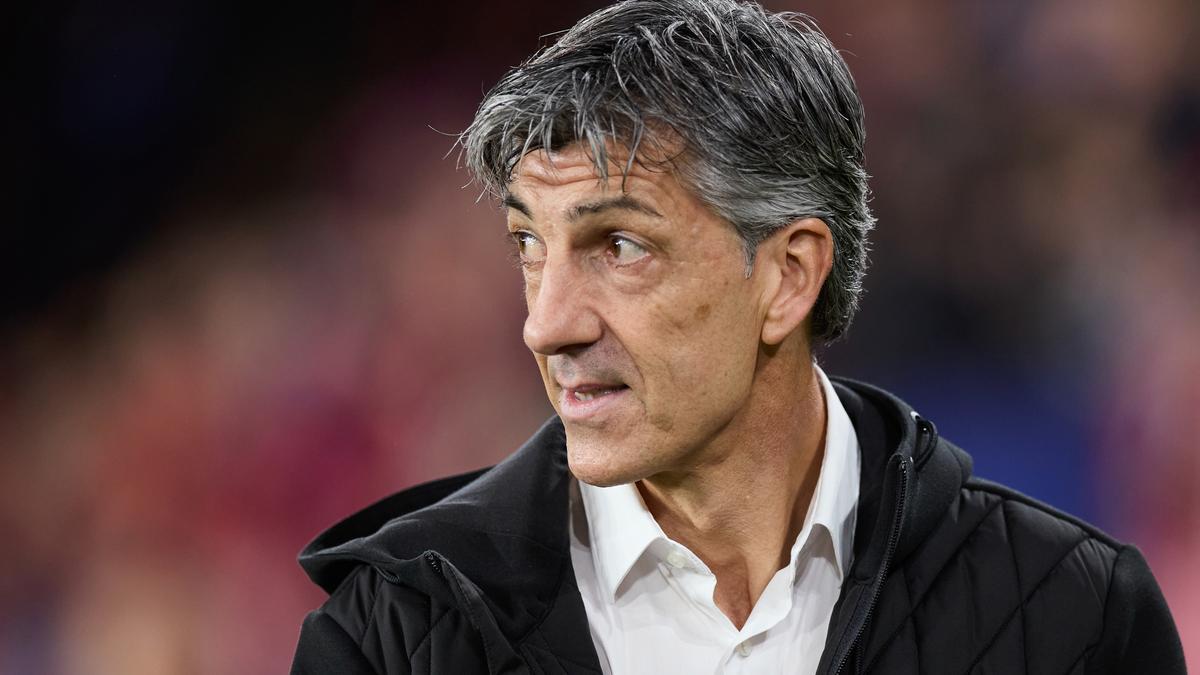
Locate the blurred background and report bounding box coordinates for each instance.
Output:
[2,0,1197,671]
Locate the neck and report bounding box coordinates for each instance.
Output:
[637,341,827,629]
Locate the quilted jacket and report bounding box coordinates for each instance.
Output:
[291,378,1185,674]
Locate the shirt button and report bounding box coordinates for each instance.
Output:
[666,551,688,569]
[736,641,752,657]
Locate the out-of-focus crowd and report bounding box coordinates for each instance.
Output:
[2,0,1196,672]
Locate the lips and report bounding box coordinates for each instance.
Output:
[558,382,631,422]
[567,384,627,402]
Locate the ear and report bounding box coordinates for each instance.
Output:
[760,218,834,346]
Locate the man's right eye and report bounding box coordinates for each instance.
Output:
[511,231,547,266]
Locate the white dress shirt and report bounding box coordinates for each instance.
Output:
[568,366,860,674]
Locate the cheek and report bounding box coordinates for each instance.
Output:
[658,262,739,331]
[639,276,760,402]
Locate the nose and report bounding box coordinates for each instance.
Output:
[523,257,603,356]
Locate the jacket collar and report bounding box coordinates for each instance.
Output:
[832,377,973,577]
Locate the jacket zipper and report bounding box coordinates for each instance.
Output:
[371,553,444,587]
[833,451,911,675]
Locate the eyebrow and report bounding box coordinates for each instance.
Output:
[567,195,662,221]
[502,193,532,218]
[502,193,663,222]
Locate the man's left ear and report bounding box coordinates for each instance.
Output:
[760,217,834,346]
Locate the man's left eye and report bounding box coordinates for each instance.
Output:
[608,236,649,265]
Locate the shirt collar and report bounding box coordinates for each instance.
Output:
[578,364,861,599]
[578,475,667,600]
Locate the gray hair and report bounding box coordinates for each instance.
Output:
[461,0,874,343]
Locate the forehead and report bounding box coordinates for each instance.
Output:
[506,144,697,217]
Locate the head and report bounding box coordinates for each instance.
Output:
[461,0,874,485]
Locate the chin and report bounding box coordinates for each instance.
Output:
[565,430,652,487]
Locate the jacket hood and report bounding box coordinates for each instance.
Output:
[299,416,574,636]
[298,377,974,642]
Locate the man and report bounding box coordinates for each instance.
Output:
[291,0,1184,672]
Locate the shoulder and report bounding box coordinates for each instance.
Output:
[879,476,1184,673]
[955,479,1184,672]
[897,476,1122,636]
[910,476,1128,619]
[959,476,1123,576]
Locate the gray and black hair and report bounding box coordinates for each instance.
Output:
[461,0,874,343]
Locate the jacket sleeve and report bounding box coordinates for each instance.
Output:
[291,609,383,675]
[1086,545,1185,674]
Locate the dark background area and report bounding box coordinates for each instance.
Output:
[4,1,617,331]
[3,1,1197,671]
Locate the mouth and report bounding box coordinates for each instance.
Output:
[569,385,628,402]
[559,383,631,421]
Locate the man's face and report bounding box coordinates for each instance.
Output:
[506,145,772,486]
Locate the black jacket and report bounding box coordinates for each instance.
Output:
[291,378,1185,674]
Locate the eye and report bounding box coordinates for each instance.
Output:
[608,235,650,266]
[510,230,546,266]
